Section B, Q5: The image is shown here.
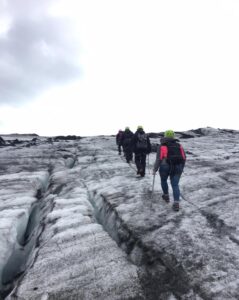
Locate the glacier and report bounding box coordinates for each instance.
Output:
[0,128,239,299]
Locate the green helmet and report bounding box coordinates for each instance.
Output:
[125,126,130,130]
[164,130,175,138]
[137,125,143,130]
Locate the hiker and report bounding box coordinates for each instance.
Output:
[121,127,134,163]
[153,130,186,211]
[116,129,123,155]
[133,126,151,177]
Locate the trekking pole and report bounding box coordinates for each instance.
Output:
[151,174,155,199]
[149,173,156,210]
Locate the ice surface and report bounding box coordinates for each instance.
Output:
[0,129,239,299]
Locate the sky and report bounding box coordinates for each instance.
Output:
[0,0,239,136]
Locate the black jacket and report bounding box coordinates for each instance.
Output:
[121,129,134,150]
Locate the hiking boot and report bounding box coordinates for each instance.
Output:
[172,202,180,212]
[162,194,170,202]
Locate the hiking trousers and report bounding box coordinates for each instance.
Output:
[125,150,133,163]
[135,152,146,175]
[159,163,184,201]
[117,144,122,154]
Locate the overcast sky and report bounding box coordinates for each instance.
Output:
[0,0,239,136]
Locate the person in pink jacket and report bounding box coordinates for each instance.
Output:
[153,130,186,211]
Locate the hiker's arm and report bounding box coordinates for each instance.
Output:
[147,137,151,154]
[153,145,160,173]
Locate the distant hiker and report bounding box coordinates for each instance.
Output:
[133,126,151,177]
[116,129,123,155]
[153,130,186,211]
[121,127,134,163]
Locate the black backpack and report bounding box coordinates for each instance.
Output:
[166,142,185,164]
[136,133,148,150]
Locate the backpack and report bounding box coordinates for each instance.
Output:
[166,142,185,164]
[136,133,148,150]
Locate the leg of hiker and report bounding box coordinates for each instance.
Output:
[118,144,121,155]
[170,174,181,200]
[170,164,183,211]
[125,150,131,163]
[135,153,141,174]
[159,163,170,201]
[129,151,133,162]
[140,153,146,177]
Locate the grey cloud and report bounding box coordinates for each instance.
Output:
[0,0,81,105]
